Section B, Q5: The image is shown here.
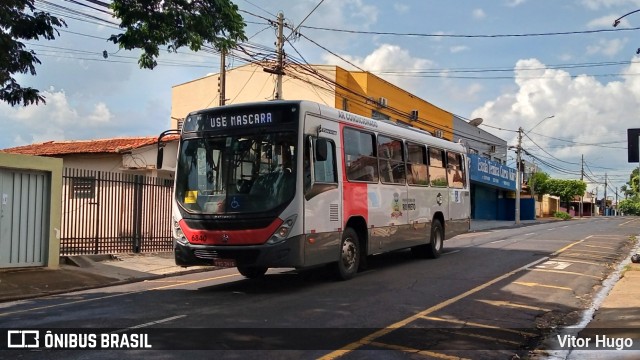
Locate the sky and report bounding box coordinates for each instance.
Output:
[3,0,640,196]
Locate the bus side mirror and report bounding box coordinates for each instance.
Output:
[157,147,164,169]
[315,138,328,162]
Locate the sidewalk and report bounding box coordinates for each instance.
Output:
[0,252,213,302]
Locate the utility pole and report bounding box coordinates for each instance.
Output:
[615,187,618,216]
[275,12,284,99]
[515,127,523,224]
[580,154,584,218]
[604,173,608,216]
[219,49,226,106]
[263,12,285,99]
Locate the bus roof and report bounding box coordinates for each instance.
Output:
[189,100,467,153]
[302,101,467,154]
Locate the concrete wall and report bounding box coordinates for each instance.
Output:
[0,153,63,268]
[542,195,560,216]
[61,154,122,172]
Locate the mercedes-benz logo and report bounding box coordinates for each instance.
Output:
[221,234,229,243]
[436,193,443,206]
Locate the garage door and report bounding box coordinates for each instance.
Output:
[0,168,50,267]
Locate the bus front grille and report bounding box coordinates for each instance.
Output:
[194,249,218,259]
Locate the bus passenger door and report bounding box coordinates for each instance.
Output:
[446,152,471,237]
[303,131,341,267]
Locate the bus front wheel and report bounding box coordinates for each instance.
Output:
[335,228,360,280]
[237,266,268,279]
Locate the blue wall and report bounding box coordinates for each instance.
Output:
[497,198,536,221]
[520,198,536,220]
[473,185,498,220]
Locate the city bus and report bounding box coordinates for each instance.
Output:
[157,100,470,280]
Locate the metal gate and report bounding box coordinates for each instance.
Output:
[61,169,173,255]
[0,168,50,267]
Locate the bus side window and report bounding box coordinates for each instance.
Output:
[407,142,428,186]
[313,138,337,183]
[378,135,406,184]
[344,127,378,183]
[428,147,447,187]
[447,152,466,189]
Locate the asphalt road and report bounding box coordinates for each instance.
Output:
[1,217,638,360]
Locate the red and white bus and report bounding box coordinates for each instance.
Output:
[158,100,470,280]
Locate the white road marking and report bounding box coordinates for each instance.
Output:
[535,261,572,270]
[111,315,187,333]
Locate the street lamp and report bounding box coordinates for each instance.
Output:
[613,9,640,53]
[468,118,483,126]
[526,115,554,134]
[613,9,640,27]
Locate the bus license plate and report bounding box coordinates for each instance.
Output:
[213,258,236,268]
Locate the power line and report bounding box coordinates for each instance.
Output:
[526,131,627,149]
[298,24,640,39]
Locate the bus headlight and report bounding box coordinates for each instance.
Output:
[267,215,297,245]
[173,219,189,245]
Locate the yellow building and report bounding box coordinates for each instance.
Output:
[171,63,454,140]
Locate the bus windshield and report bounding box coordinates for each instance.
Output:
[175,132,297,214]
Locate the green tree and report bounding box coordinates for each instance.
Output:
[109,0,247,70]
[618,198,640,215]
[525,171,585,206]
[1,0,66,106]
[546,179,587,205]
[619,168,640,215]
[628,168,639,195]
[2,0,246,106]
[530,171,550,199]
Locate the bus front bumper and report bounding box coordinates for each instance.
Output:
[174,235,304,268]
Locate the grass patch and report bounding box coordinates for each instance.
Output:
[553,211,572,220]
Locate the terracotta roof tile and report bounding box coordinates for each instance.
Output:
[0,136,178,156]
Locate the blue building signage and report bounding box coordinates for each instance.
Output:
[468,154,516,191]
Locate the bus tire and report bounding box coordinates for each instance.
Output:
[335,228,360,280]
[426,219,444,258]
[412,219,443,259]
[237,266,268,279]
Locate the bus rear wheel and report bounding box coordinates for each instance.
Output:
[335,228,360,280]
[412,219,443,259]
[237,266,268,279]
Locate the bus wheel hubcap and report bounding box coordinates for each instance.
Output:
[342,240,356,268]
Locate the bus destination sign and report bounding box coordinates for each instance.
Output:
[183,110,287,132]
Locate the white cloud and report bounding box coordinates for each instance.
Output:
[394,3,410,13]
[470,57,639,177]
[300,0,378,29]
[0,89,139,147]
[321,44,434,90]
[559,53,574,62]
[87,103,114,124]
[450,46,470,53]
[580,0,640,10]
[506,0,527,7]
[586,38,628,57]
[472,9,486,20]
